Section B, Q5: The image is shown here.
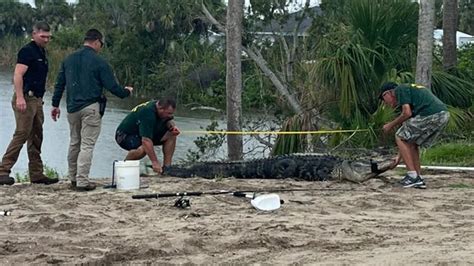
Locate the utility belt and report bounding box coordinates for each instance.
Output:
[25,90,42,98]
[23,83,44,98]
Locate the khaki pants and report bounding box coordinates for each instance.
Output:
[0,94,44,180]
[67,103,101,185]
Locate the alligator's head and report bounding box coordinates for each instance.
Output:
[340,159,394,183]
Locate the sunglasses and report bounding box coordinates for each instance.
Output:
[98,39,104,48]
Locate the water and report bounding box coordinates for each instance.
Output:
[0,71,216,178]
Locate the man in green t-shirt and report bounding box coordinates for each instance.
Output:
[115,97,180,174]
[379,82,449,189]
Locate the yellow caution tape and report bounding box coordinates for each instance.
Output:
[181,129,369,135]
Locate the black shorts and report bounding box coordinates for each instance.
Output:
[115,130,167,151]
[115,130,142,151]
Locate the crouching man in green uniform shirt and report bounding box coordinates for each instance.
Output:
[380,82,449,189]
[115,98,180,174]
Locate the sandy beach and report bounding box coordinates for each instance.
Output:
[0,170,473,264]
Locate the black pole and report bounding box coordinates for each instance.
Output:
[131,187,369,200]
[104,160,119,189]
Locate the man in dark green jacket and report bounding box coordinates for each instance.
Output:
[51,29,133,191]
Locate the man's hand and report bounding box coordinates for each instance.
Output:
[169,126,180,136]
[151,161,163,175]
[51,107,61,121]
[125,86,133,94]
[15,97,27,112]
[382,123,393,133]
[389,155,401,169]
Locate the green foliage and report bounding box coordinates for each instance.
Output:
[34,0,74,31]
[421,142,474,166]
[271,112,324,155]
[14,165,61,183]
[49,27,83,49]
[44,165,61,179]
[431,70,473,108]
[329,105,396,148]
[444,106,473,138]
[0,35,24,69]
[0,1,35,37]
[46,46,75,88]
[308,0,419,121]
[14,171,30,183]
[272,116,304,155]
[458,43,474,77]
[459,0,474,35]
[185,121,226,162]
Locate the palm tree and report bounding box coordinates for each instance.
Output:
[442,0,458,70]
[416,0,436,88]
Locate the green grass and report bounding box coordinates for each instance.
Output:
[421,142,474,167]
[14,165,62,183]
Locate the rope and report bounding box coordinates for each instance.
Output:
[180,129,369,135]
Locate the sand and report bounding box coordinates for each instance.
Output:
[0,170,473,264]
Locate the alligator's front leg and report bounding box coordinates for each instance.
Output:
[341,159,394,183]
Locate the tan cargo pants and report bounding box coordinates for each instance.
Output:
[67,103,101,186]
[0,94,44,181]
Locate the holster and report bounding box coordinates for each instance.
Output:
[98,94,107,117]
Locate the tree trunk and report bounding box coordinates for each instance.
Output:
[201,3,304,114]
[442,0,458,70]
[245,47,303,113]
[226,0,243,160]
[416,0,436,88]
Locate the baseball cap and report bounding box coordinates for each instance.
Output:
[379,82,398,100]
[84,29,103,43]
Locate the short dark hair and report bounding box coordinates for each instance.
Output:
[33,21,50,32]
[157,97,177,109]
[84,29,103,42]
[379,82,398,100]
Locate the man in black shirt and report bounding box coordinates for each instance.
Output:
[0,22,58,186]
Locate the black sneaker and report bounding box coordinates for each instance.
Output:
[31,177,59,185]
[400,175,425,188]
[162,165,171,175]
[0,175,15,186]
[414,176,427,189]
[74,183,96,192]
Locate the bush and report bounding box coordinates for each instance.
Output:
[0,35,25,69]
[421,142,474,166]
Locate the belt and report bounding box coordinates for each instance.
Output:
[27,91,42,99]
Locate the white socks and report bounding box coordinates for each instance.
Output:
[407,171,417,178]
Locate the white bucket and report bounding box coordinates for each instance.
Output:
[114,160,140,190]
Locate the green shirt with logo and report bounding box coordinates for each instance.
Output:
[117,101,171,144]
[395,83,447,117]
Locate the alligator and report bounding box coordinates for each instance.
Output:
[163,154,393,183]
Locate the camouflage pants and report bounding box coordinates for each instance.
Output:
[396,111,450,148]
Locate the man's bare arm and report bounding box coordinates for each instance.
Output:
[383,104,412,132]
[13,64,28,112]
